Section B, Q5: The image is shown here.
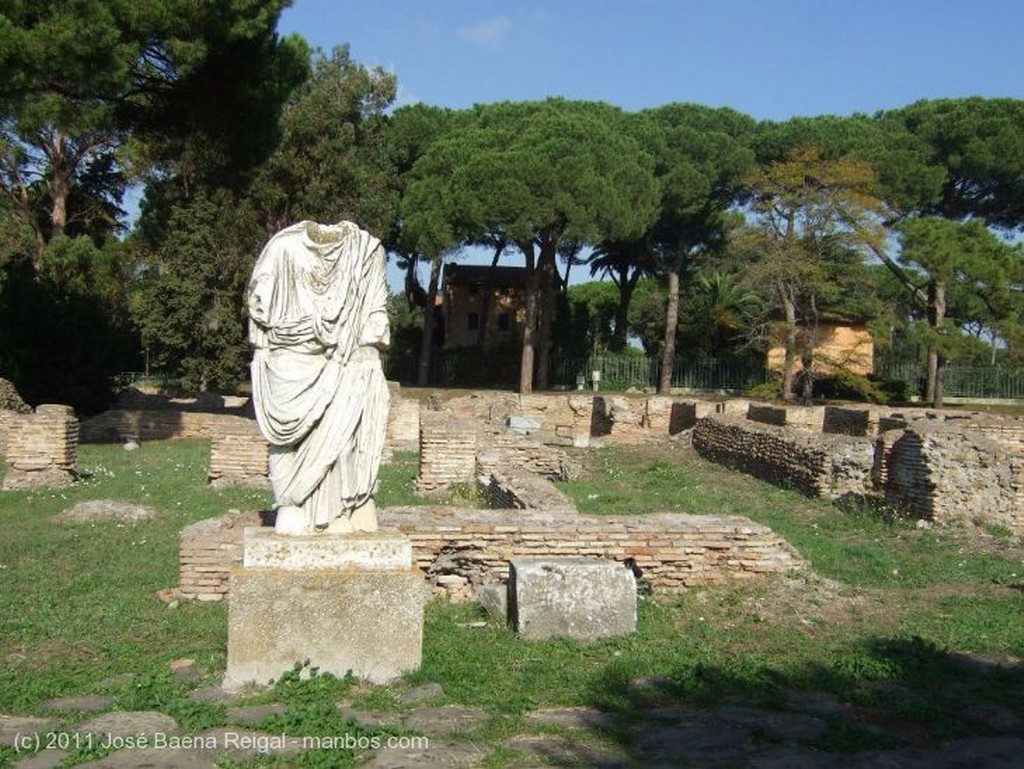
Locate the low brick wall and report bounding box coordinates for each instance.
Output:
[178,509,262,601]
[415,412,477,492]
[881,424,1023,535]
[207,420,270,489]
[0,409,22,458]
[692,415,874,499]
[80,409,250,443]
[2,404,79,490]
[178,507,804,599]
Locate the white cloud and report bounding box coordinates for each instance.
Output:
[457,16,511,48]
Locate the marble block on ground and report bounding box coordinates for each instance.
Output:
[224,528,423,689]
[509,557,636,641]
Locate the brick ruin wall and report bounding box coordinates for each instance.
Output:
[178,507,805,600]
[1,405,79,490]
[207,419,270,489]
[691,415,875,500]
[879,423,1023,535]
[178,509,263,601]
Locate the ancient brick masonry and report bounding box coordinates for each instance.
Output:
[879,422,1023,535]
[691,414,875,499]
[207,419,270,489]
[1,404,79,490]
[178,507,804,599]
[415,412,478,492]
[381,507,804,589]
[178,510,260,601]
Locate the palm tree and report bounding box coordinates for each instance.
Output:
[586,238,658,352]
[687,270,763,357]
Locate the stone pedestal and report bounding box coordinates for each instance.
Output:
[224,528,424,690]
[509,557,636,642]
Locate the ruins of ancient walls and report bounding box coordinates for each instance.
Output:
[479,466,578,513]
[415,412,478,492]
[880,423,1023,535]
[2,404,79,490]
[178,510,261,601]
[385,507,804,589]
[386,389,420,453]
[80,409,249,443]
[207,419,270,489]
[692,415,875,499]
[180,507,804,597]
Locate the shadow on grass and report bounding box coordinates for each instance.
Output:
[574,635,1024,767]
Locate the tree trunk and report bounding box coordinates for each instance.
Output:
[611,282,633,353]
[925,279,947,407]
[416,256,442,386]
[659,262,681,395]
[536,252,558,391]
[779,282,798,401]
[518,242,538,394]
[519,271,540,393]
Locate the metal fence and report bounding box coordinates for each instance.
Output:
[877,361,1024,400]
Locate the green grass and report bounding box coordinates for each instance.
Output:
[1,439,1022,767]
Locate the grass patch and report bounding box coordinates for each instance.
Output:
[0,438,1021,765]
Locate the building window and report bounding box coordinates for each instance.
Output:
[497,312,510,331]
[467,312,479,331]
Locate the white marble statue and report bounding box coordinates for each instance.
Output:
[247,220,390,535]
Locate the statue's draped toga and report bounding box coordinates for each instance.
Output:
[247,220,390,535]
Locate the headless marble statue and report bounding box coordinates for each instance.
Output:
[247,221,390,535]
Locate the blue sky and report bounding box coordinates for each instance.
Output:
[276,0,1024,286]
[278,0,1024,119]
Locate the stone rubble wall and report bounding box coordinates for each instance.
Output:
[180,508,804,599]
[691,415,875,499]
[207,420,270,489]
[2,404,79,490]
[880,423,1023,535]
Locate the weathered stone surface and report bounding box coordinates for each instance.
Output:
[403,705,488,735]
[12,749,68,769]
[504,733,630,768]
[40,694,115,712]
[509,557,637,641]
[178,509,259,602]
[524,706,616,730]
[224,540,425,688]
[242,527,412,570]
[59,501,161,524]
[476,582,507,622]
[75,710,179,738]
[361,738,486,768]
[506,415,541,434]
[0,715,58,747]
[399,682,445,704]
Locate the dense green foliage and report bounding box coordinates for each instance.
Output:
[0,3,1022,405]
